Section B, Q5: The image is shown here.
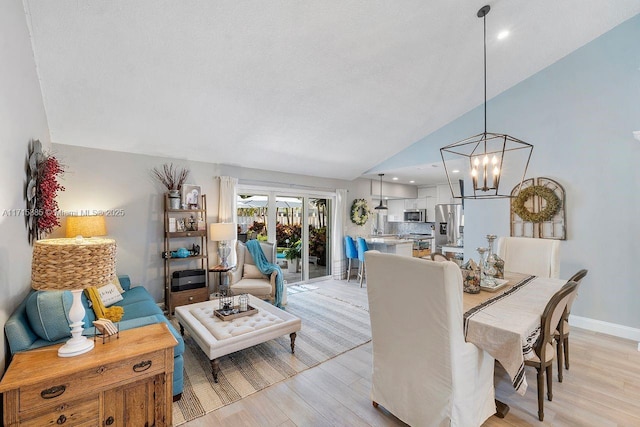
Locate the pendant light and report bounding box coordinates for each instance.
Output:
[440,5,533,199]
[374,173,387,210]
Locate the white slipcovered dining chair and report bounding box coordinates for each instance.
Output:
[364,251,496,426]
[496,236,560,278]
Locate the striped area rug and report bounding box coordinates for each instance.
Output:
[172,289,371,425]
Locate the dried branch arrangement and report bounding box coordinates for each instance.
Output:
[151,163,190,191]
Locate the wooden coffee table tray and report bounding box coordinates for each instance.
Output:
[214,305,258,321]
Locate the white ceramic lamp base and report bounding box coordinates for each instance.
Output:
[58,289,94,357]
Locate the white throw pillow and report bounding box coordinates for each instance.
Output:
[243,264,267,279]
[98,283,124,306]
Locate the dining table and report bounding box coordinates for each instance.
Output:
[462,272,567,399]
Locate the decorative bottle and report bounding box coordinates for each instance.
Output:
[485,235,504,279]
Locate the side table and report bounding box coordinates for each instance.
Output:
[0,323,176,426]
[209,265,234,294]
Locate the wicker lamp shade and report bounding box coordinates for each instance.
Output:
[31,238,117,291]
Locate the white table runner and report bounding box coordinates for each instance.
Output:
[464,275,566,395]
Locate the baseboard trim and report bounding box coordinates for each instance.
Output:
[570,314,640,349]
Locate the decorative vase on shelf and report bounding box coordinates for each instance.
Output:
[485,235,504,279]
[168,190,180,209]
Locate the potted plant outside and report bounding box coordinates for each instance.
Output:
[284,240,301,273]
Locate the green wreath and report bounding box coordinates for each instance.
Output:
[350,199,369,226]
[513,185,560,222]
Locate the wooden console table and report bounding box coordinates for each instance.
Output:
[0,323,177,426]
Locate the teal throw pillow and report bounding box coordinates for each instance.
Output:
[26,290,72,342]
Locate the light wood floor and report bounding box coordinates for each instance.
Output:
[183,279,640,427]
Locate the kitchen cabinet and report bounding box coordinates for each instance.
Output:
[404,199,418,210]
[387,199,404,222]
[420,186,438,221]
[436,184,462,205]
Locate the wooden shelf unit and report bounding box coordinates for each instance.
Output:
[164,193,209,314]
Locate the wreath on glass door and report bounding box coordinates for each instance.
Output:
[350,199,369,225]
[512,185,560,223]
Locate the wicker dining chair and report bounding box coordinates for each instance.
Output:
[525,280,577,422]
[555,269,588,381]
[430,252,448,262]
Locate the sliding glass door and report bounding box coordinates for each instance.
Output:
[237,187,332,284]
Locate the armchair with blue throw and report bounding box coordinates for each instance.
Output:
[4,275,185,400]
[227,240,287,306]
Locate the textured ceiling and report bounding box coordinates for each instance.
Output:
[23,1,640,183]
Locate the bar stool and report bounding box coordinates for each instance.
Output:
[356,237,369,287]
[344,236,358,282]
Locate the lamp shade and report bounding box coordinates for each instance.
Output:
[65,215,107,238]
[31,238,116,291]
[209,223,236,242]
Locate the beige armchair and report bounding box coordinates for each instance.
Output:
[226,241,287,305]
[496,236,560,278]
[364,251,496,426]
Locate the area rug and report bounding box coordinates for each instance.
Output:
[171,290,372,425]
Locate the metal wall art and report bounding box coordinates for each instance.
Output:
[510,177,566,240]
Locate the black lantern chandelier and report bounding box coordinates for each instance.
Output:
[374,173,387,210]
[440,5,533,199]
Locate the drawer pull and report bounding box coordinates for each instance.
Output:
[133,360,152,372]
[189,296,194,301]
[56,414,67,424]
[41,385,66,399]
[106,416,115,425]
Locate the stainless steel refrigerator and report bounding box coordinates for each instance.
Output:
[434,204,464,250]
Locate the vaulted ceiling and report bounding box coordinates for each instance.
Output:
[24,1,640,183]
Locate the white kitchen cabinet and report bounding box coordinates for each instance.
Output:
[437,184,461,205]
[386,199,404,222]
[420,186,438,221]
[404,199,418,210]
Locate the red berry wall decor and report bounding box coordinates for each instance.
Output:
[26,140,66,243]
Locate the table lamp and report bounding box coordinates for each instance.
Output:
[66,215,107,239]
[31,237,116,357]
[210,223,236,268]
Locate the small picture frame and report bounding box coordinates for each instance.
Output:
[176,218,186,232]
[182,184,201,209]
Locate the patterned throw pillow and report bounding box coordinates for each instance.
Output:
[98,283,124,306]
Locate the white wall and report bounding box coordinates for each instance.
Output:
[0,0,51,374]
[51,146,373,302]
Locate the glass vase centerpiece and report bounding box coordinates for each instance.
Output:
[476,247,492,287]
[485,234,504,279]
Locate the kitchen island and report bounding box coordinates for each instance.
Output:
[365,236,413,257]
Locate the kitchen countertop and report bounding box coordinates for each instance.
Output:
[366,237,414,246]
[441,245,464,253]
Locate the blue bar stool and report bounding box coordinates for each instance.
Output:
[356,237,369,287]
[344,236,358,282]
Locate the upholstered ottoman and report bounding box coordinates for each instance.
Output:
[174,295,301,382]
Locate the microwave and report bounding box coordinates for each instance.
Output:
[404,209,427,222]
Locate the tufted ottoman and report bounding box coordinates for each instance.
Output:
[174,294,301,382]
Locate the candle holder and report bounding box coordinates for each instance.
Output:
[238,294,249,312]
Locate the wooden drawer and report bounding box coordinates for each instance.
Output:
[20,396,99,427]
[171,287,208,310]
[19,350,166,412]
